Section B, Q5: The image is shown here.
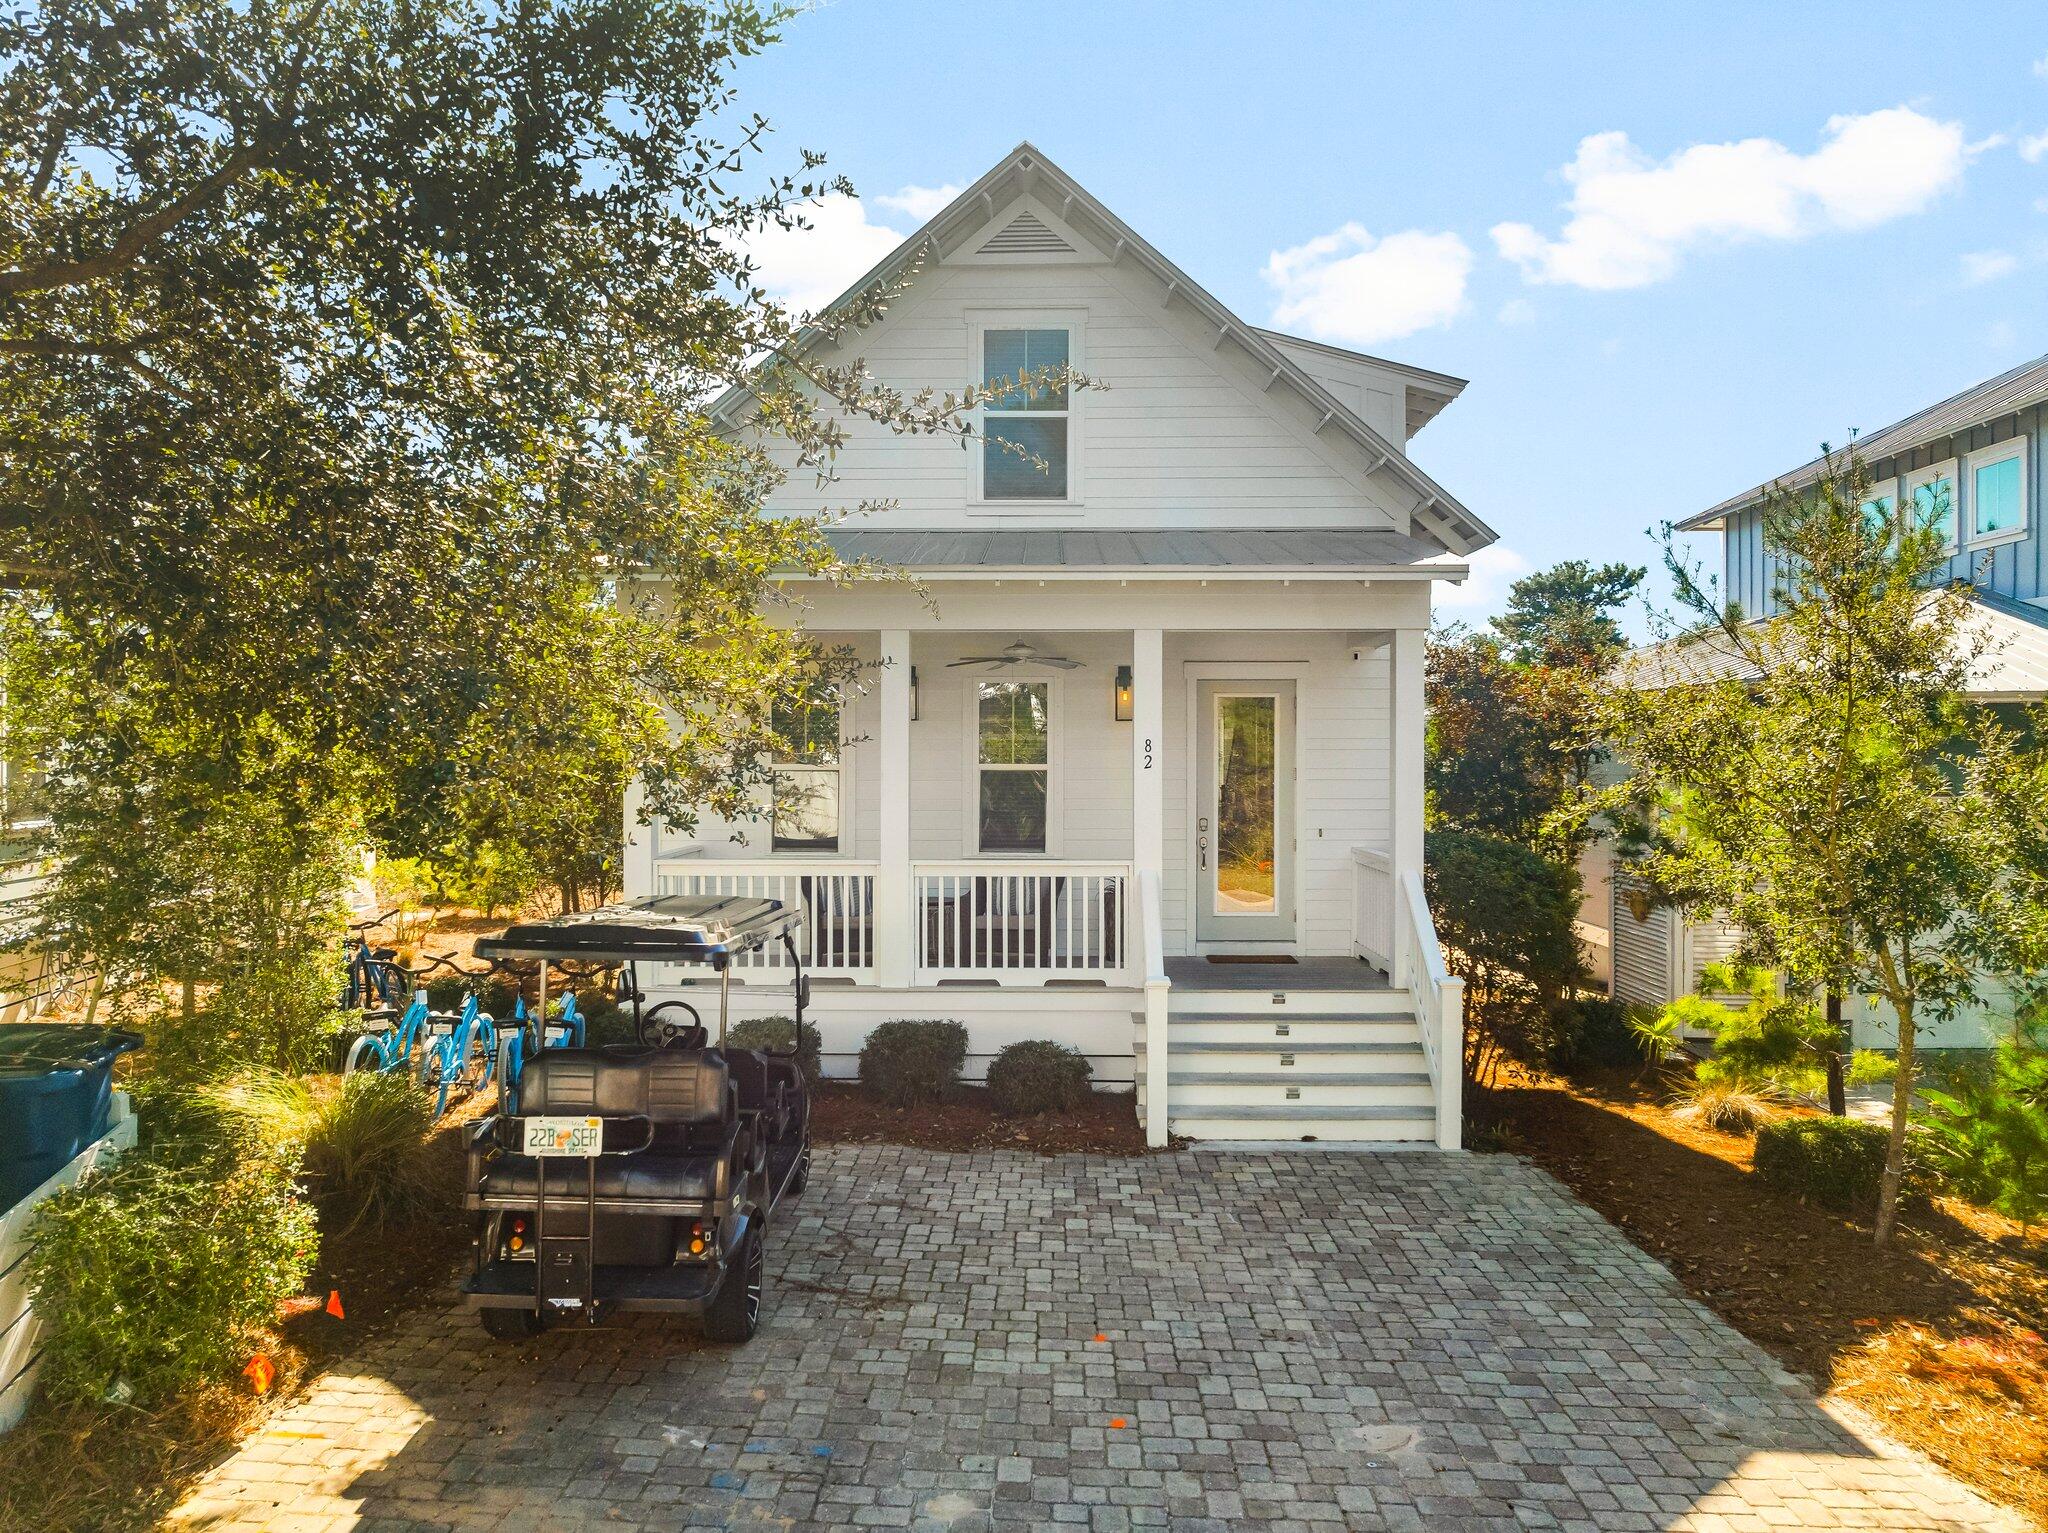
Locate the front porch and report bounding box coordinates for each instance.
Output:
[625,597,1462,1148]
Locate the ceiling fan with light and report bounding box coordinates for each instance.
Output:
[945,639,1084,671]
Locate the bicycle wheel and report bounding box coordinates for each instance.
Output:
[343,1034,385,1075]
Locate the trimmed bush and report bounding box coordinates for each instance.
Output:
[986,1040,1093,1116]
[727,1014,824,1083]
[1753,1115,1892,1214]
[25,1152,317,1406]
[859,1019,967,1107]
[578,997,637,1048]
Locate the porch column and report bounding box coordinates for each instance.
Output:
[1389,626,1426,985]
[1132,628,1168,1147]
[876,629,915,987]
[622,777,656,899]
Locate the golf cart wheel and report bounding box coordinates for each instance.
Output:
[480,1307,546,1340]
[788,1143,811,1196]
[701,1223,764,1344]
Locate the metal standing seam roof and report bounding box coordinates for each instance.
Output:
[810,526,1455,574]
[1616,585,2048,701]
[1679,354,2048,531]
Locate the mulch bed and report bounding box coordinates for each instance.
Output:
[1494,1068,2048,1528]
[810,1081,1156,1155]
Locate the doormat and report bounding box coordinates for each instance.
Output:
[1206,954,1297,965]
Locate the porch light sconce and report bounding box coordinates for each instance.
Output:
[1114,665,1134,722]
[909,666,920,722]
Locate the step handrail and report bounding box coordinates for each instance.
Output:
[1396,868,1464,1150]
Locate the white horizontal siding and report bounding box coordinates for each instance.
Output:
[1610,872,1675,1009]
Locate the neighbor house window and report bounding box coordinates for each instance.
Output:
[981,328,1069,501]
[976,680,1049,852]
[1968,440,2027,545]
[1906,460,1958,554]
[1859,476,1897,539]
[770,686,841,852]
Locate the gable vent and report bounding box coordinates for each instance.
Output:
[978,211,1075,256]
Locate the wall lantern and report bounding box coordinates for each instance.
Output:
[1114,665,1134,722]
[909,666,920,722]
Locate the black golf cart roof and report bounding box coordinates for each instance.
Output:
[475,894,801,966]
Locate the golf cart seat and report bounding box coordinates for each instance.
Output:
[481,1048,741,1204]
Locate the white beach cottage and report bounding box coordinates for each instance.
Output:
[623,145,1495,1147]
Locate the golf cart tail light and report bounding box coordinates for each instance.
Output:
[509,1236,524,1251]
[689,1220,706,1255]
[512,1217,527,1233]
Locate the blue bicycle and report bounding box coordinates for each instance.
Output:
[417,995,498,1117]
[499,993,582,1108]
[343,991,432,1076]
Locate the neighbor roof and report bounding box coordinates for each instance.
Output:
[802,526,1459,581]
[708,143,1495,556]
[1679,354,2048,532]
[1617,585,2048,702]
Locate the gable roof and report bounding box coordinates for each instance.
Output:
[1679,353,2048,532]
[710,143,1495,557]
[1253,330,1467,438]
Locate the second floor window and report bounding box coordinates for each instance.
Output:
[770,687,841,852]
[1970,441,2027,544]
[982,328,1069,501]
[1907,462,1957,553]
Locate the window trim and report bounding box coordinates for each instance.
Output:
[1904,457,1960,557]
[962,671,1062,857]
[1859,473,1898,532]
[1965,437,2029,551]
[768,683,850,855]
[965,310,1085,512]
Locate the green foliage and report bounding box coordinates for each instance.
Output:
[205,1069,438,1234]
[1916,1043,2048,1226]
[1647,964,1835,1099]
[577,998,637,1049]
[1753,1115,1894,1215]
[1596,450,2048,1241]
[1424,830,1585,1089]
[726,1014,823,1083]
[25,1152,317,1406]
[859,1020,968,1108]
[1550,995,1640,1071]
[1494,559,1648,671]
[985,1040,1093,1116]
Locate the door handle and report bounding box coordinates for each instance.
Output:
[1198,836,1207,870]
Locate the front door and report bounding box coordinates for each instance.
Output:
[1194,680,1296,943]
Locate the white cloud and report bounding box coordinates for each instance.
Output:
[1961,249,2020,284]
[1262,224,1474,344]
[1496,297,1536,325]
[2035,52,2048,79]
[872,183,962,222]
[1492,108,1971,290]
[731,194,917,315]
[2021,130,2048,163]
[1430,544,1533,614]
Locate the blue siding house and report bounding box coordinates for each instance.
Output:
[1603,355,2048,1048]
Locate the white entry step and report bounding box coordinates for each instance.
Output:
[1136,988,1444,1147]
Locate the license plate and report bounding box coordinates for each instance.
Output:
[522,1116,604,1156]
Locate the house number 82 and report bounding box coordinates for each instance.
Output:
[1143,739,1155,768]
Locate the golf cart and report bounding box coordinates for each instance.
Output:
[460,893,812,1342]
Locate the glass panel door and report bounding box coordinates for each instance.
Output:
[1195,680,1295,943]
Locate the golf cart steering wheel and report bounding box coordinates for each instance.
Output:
[638,999,705,1049]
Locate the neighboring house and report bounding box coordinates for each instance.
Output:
[622,144,1492,1147]
[1592,354,2048,1049]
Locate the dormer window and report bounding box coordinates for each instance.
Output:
[980,325,1071,502]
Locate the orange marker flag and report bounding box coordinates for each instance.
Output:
[1109,1417,1127,1430]
[244,1355,277,1395]
[1093,1333,1108,1343]
[325,1290,345,1320]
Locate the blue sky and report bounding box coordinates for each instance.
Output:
[732,1,2048,634]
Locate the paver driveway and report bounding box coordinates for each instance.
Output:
[172,1146,2023,1532]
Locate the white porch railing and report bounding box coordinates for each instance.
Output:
[1394,867,1465,1151]
[1349,845,1394,970]
[656,859,879,980]
[914,861,1130,983]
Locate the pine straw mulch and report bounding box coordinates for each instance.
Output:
[810,1081,1160,1155]
[0,1100,479,1533]
[1492,1068,2048,1529]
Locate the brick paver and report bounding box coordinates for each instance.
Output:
[170,1147,2025,1531]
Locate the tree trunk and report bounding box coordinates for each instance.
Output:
[1824,988,1847,1117]
[1873,996,1916,1246]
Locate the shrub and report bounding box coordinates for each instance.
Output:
[1754,1115,1893,1215]
[727,1014,824,1083]
[206,1069,438,1233]
[25,1152,317,1407]
[1916,1042,2048,1226]
[423,975,470,1012]
[1424,830,1585,1088]
[859,1020,967,1107]
[1551,995,1639,1071]
[1670,1076,1778,1136]
[986,1040,1093,1116]
[578,997,637,1048]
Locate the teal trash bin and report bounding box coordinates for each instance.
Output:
[0,1024,144,1214]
